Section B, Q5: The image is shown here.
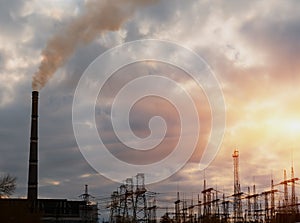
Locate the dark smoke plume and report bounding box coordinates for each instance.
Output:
[32,0,158,90]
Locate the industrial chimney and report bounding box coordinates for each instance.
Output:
[27,91,39,200]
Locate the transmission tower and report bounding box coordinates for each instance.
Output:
[79,185,98,223]
[290,165,299,213]
[135,173,147,223]
[270,179,277,219]
[110,191,120,223]
[119,184,128,222]
[175,192,181,223]
[147,192,157,223]
[252,184,259,222]
[221,193,229,223]
[246,186,251,222]
[80,184,92,204]
[232,149,243,222]
[283,169,289,210]
[125,178,135,222]
[197,194,202,223]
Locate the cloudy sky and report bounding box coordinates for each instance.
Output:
[1,0,300,216]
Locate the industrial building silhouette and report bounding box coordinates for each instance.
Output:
[0,91,98,223]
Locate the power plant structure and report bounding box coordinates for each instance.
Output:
[102,149,300,223]
[1,90,300,223]
[0,91,98,223]
[108,173,157,223]
[27,91,39,201]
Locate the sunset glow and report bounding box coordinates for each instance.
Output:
[0,2,300,221]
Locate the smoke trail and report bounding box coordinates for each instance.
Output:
[32,0,158,90]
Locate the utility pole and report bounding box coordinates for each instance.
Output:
[175,191,181,223]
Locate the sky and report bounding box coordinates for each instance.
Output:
[1,0,300,218]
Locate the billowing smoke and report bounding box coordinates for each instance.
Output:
[32,0,158,90]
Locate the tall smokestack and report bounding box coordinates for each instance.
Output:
[27,91,39,200]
